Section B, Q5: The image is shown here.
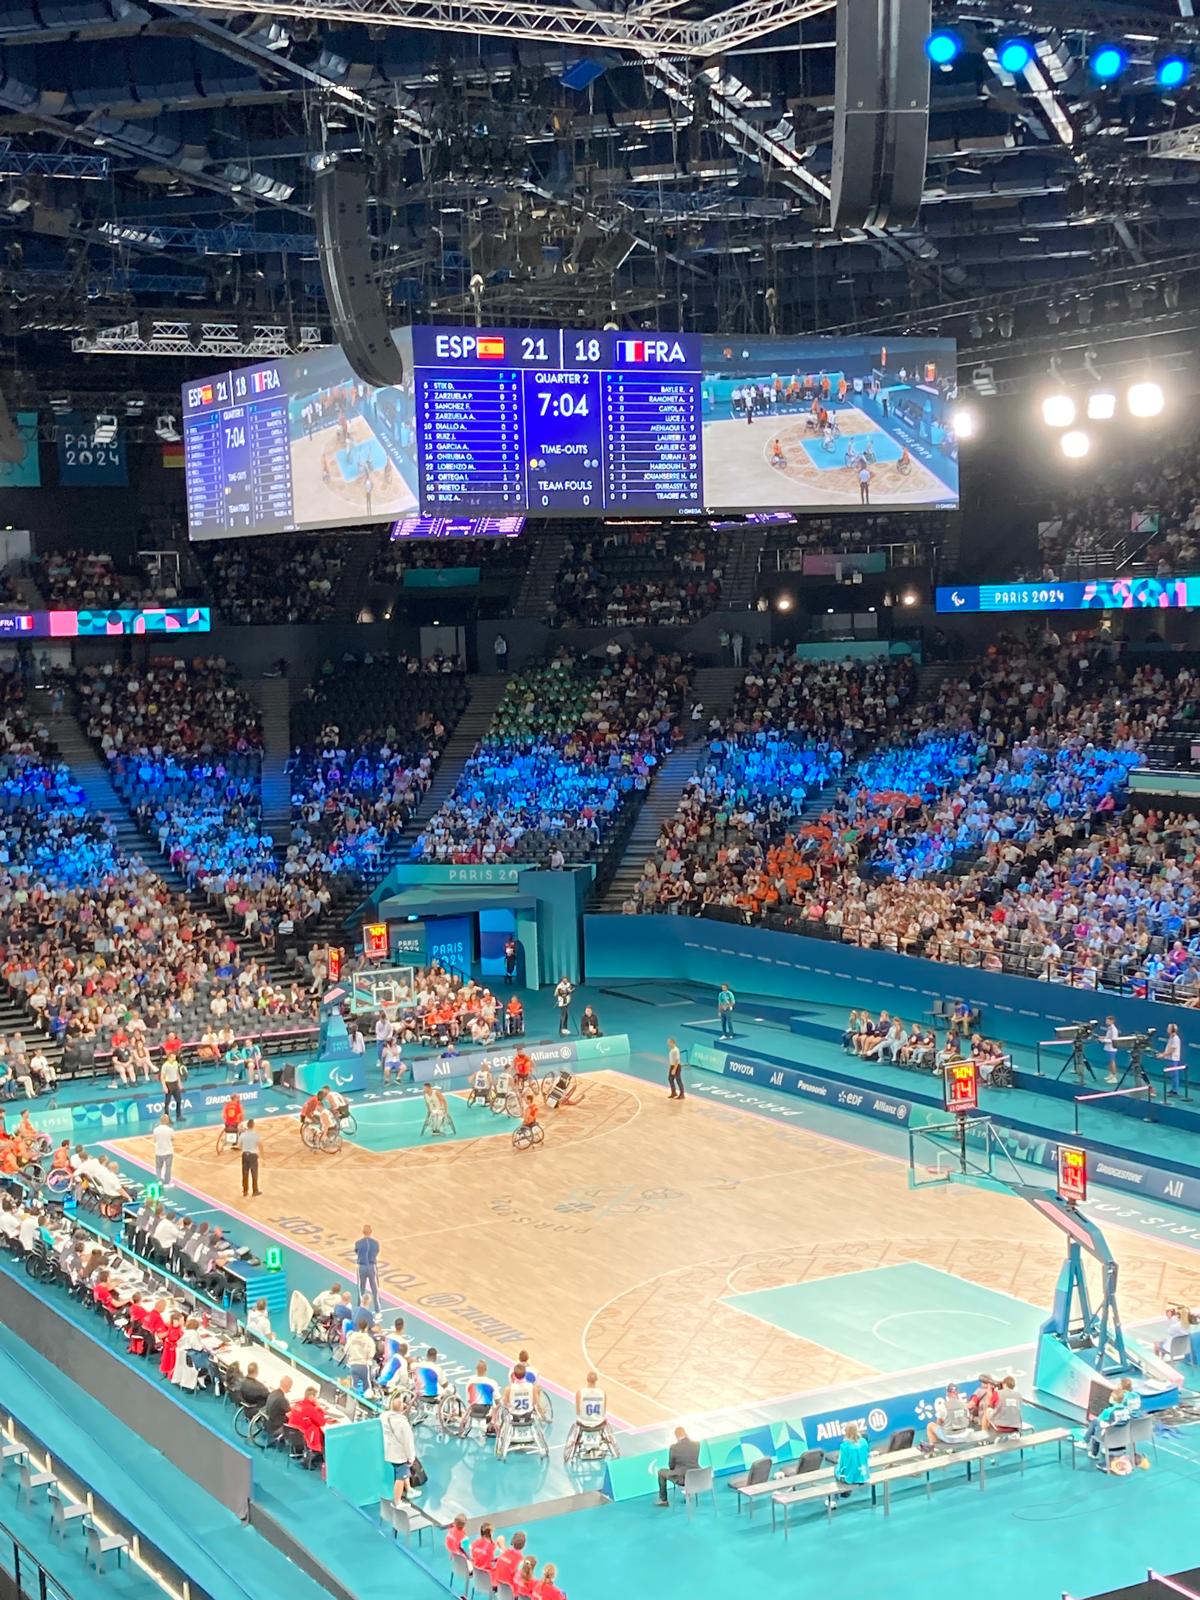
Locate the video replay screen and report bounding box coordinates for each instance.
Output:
[181,330,959,539]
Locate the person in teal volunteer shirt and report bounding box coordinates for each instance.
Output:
[717,983,736,1039]
[826,1421,870,1509]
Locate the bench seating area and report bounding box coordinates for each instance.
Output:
[733,1426,1072,1535]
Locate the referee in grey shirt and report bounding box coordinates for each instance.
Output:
[240,1120,262,1197]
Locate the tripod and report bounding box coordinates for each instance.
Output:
[1116,1037,1153,1095]
[1054,1031,1098,1086]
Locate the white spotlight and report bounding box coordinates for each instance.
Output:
[1041,392,1076,428]
[1128,380,1164,418]
[952,405,977,439]
[1061,429,1090,459]
[1086,390,1117,421]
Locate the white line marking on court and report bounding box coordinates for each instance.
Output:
[869,1309,1016,1351]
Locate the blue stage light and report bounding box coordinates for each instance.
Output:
[1091,44,1126,80]
[997,38,1032,74]
[1158,55,1190,89]
[926,30,962,66]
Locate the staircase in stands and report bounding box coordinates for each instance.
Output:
[332,533,380,622]
[248,677,291,845]
[393,674,509,857]
[596,662,745,911]
[719,525,768,611]
[513,528,567,617]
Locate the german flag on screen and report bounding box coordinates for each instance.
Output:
[161,441,184,469]
[477,336,505,359]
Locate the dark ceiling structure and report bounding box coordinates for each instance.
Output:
[2,0,1200,411]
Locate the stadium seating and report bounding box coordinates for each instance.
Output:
[414,650,690,866]
[549,526,728,627]
[640,644,1200,1000]
[198,535,347,623]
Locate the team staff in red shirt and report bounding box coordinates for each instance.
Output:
[492,1532,532,1590]
[444,1514,468,1563]
[537,1563,567,1600]
[469,1523,498,1577]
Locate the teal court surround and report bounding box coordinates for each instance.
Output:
[723,1261,1047,1374]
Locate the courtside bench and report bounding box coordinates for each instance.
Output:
[771,1428,1072,1536]
[735,1447,924,1521]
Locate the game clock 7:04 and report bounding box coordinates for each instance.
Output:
[537,390,590,420]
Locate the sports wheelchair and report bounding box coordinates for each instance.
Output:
[487,1069,524,1119]
[494,1400,549,1461]
[563,1415,620,1465]
[405,1378,468,1437]
[301,1120,342,1154]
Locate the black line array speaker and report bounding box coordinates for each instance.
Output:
[0,386,25,466]
[315,162,406,389]
[830,0,932,231]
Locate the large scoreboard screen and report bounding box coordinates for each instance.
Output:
[411,327,702,516]
[182,328,958,538]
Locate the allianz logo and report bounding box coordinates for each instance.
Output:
[872,1097,908,1120]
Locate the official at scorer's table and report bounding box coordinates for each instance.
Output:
[35,1206,360,1428]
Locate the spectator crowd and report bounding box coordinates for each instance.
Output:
[635,639,1200,1002]
[199,535,347,624]
[549,526,728,628]
[414,648,690,866]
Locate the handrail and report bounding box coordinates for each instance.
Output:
[1149,1573,1200,1599]
[0,1516,78,1600]
[0,1408,192,1600]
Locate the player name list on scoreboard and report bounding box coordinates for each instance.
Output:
[410,328,704,516]
[182,365,295,537]
[418,369,526,509]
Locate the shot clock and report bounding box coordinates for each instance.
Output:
[1057,1145,1088,1204]
[944,1058,979,1114]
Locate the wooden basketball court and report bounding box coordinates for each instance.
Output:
[111,1069,1200,1428]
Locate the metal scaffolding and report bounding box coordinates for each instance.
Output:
[167,0,837,55]
[70,320,326,357]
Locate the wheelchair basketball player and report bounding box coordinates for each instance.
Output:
[494,1362,548,1460]
[564,1371,619,1464]
[466,1062,495,1108]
